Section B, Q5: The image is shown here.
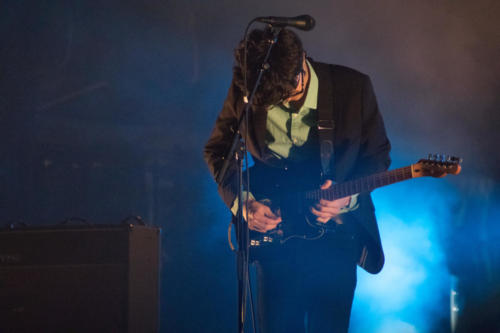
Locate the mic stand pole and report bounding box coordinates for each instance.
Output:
[215,26,281,333]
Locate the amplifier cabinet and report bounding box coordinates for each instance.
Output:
[0,224,160,333]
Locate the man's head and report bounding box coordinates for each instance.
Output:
[233,28,305,108]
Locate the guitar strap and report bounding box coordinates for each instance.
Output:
[316,63,336,180]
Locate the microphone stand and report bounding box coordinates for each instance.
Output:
[216,26,281,333]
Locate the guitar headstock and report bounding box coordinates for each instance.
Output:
[411,154,462,178]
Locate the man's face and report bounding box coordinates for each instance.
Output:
[286,54,308,102]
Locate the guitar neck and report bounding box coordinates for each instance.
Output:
[305,166,414,200]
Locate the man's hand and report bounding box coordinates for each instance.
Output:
[311,179,351,224]
[243,200,282,233]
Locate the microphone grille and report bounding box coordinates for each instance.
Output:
[297,15,315,31]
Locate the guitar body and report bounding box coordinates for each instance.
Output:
[244,162,335,259]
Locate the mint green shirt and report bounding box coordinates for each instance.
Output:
[231,60,358,216]
[265,59,319,160]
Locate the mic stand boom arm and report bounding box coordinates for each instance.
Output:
[215,26,281,333]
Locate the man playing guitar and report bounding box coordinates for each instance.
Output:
[204,27,391,333]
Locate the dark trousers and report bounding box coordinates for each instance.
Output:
[254,233,359,333]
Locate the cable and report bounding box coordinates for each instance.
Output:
[247,267,257,333]
[242,19,258,333]
[244,67,257,333]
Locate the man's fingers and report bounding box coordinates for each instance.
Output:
[311,207,332,219]
[245,201,283,233]
[250,224,266,233]
[320,179,333,190]
[311,209,332,220]
[250,225,266,233]
[316,216,330,223]
[248,218,268,232]
[315,204,341,216]
[265,224,279,232]
[318,200,344,209]
[249,220,278,233]
[248,211,281,233]
[261,206,281,220]
[255,212,281,226]
[319,197,350,208]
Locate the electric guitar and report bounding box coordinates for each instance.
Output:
[246,154,462,252]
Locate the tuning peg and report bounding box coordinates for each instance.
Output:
[446,155,454,166]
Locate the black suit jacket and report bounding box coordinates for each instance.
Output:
[204,59,391,274]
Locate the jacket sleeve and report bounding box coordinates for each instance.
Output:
[348,75,391,274]
[203,80,242,209]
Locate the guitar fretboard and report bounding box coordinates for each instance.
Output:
[305,166,413,200]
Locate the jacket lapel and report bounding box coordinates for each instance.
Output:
[310,60,332,122]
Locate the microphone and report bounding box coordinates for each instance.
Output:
[256,15,316,31]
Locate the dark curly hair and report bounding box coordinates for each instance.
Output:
[233,28,304,108]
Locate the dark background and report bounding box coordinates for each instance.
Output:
[1,1,499,332]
